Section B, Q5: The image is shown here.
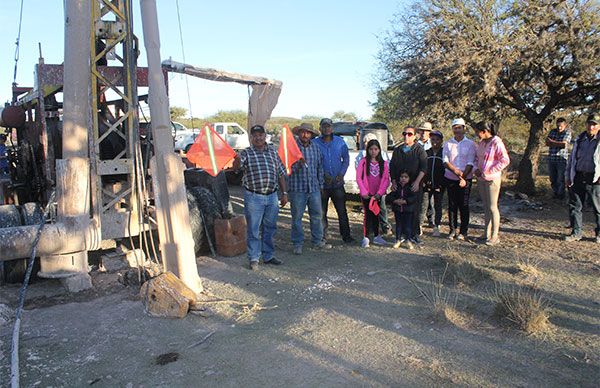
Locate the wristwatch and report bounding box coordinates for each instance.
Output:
[282,191,288,195]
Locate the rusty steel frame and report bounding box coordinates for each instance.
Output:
[90,0,140,240]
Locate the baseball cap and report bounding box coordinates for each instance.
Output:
[250,124,266,133]
[430,130,443,139]
[587,113,600,124]
[451,118,466,127]
[319,118,333,127]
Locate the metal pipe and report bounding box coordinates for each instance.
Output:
[140,0,203,294]
[0,220,100,261]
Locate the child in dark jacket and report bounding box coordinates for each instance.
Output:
[389,171,417,249]
[423,130,446,236]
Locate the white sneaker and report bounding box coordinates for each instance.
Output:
[361,237,370,248]
[373,235,388,245]
[392,240,402,249]
[432,226,440,237]
[314,241,332,249]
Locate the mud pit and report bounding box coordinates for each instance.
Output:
[1,185,599,387]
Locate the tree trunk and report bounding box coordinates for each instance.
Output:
[515,119,544,195]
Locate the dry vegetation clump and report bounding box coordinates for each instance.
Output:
[492,283,551,334]
[405,267,466,325]
[515,256,543,280]
[440,253,489,286]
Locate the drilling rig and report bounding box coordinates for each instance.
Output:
[0,0,282,292]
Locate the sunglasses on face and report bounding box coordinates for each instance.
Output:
[402,132,415,136]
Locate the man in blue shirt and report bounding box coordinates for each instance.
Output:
[314,118,354,243]
[288,123,332,255]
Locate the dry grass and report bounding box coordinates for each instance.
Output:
[492,283,551,334]
[441,253,489,286]
[516,256,543,280]
[405,266,461,324]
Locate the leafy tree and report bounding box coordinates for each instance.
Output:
[206,110,248,128]
[376,0,600,194]
[169,106,188,121]
[331,110,358,122]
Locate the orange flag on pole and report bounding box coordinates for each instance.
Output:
[186,125,237,176]
[278,124,303,175]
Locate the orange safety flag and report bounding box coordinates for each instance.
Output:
[277,124,303,175]
[186,125,237,176]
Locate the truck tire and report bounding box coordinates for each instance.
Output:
[186,187,220,255]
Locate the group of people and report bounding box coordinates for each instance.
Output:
[234,113,600,270]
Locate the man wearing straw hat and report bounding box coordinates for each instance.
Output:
[288,123,332,255]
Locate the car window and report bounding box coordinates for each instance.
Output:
[215,125,224,134]
[172,122,185,132]
[230,125,244,135]
[340,135,357,151]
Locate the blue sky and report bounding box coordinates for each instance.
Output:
[0,1,405,120]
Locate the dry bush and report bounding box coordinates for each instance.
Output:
[516,256,543,280]
[492,283,551,334]
[440,253,489,286]
[406,266,460,324]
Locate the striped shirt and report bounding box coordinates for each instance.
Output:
[239,144,286,194]
[288,138,324,193]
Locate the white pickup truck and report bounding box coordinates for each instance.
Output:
[174,122,251,152]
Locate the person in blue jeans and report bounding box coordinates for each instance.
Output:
[314,118,354,243]
[545,117,571,199]
[389,171,417,249]
[234,125,288,271]
[565,113,600,243]
[288,123,332,255]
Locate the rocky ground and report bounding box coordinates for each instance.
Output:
[0,182,599,387]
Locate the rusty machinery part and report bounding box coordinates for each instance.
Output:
[0,105,27,129]
[0,202,43,284]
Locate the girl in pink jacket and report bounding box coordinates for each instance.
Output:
[356,139,390,248]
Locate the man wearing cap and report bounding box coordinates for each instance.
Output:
[417,122,433,151]
[390,125,427,243]
[289,123,331,255]
[423,130,446,236]
[234,124,288,270]
[564,113,600,243]
[314,118,354,243]
[442,118,477,240]
[545,117,572,199]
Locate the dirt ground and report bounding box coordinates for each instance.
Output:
[1,182,599,387]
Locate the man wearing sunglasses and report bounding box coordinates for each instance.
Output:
[390,126,428,243]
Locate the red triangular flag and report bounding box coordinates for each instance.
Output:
[186,125,237,177]
[277,124,303,175]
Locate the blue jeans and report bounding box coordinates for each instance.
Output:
[394,210,414,240]
[289,190,324,247]
[568,173,600,237]
[243,190,279,262]
[548,159,567,198]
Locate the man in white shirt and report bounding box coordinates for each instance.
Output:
[442,118,477,240]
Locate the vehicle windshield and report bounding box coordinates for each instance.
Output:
[339,135,357,151]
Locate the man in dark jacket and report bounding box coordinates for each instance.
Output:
[565,113,600,243]
[390,126,427,243]
[422,130,445,237]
